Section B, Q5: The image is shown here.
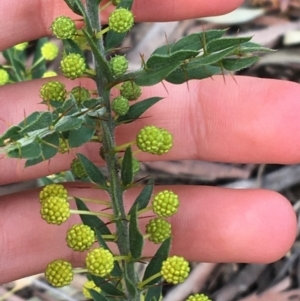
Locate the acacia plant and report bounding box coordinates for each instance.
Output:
[0,0,270,300]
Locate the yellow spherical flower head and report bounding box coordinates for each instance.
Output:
[41,42,59,61]
[82,280,101,299]
[0,69,9,86]
[39,183,68,203]
[40,196,70,225]
[152,190,179,218]
[136,125,173,155]
[145,217,171,244]
[161,256,190,284]
[185,294,212,301]
[14,42,28,51]
[42,71,58,78]
[66,224,95,252]
[85,248,114,277]
[45,260,73,287]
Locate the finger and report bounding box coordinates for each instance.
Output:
[0,185,296,284]
[1,0,243,50]
[1,76,300,184]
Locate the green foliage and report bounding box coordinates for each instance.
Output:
[76,154,107,187]
[129,205,144,260]
[121,146,133,186]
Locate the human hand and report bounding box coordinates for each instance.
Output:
[0,0,298,284]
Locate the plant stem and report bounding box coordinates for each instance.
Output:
[85,1,140,300]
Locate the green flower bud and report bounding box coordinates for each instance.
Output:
[51,16,76,39]
[39,183,68,203]
[85,248,114,277]
[161,256,190,284]
[40,81,67,102]
[112,96,130,116]
[185,294,212,301]
[70,86,90,103]
[120,81,142,101]
[40,196,70,225]
[146,217,171,244]
[66,224,95,252]
[152,190,179,218]
[45,260,73,287]
[108,8,134,33]
[60,53,86,80]
[110,55,128,76]
[136,125,173,155]
[58,138,69,154]
[71,158,88,178]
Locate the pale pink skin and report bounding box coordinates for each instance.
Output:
[0,0,298,284]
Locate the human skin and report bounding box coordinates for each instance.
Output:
[0,0,298,284]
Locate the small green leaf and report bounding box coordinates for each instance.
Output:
[8,140,41,159]
[129,205,144,260]
[54,115,84,132]
[64,0,84,16]
[76,153,107,187]
[147,50,199,69]
[128,178,154,215]
[118,0,134,9]
[62,39,85,56]
[19,112,53,135]
[90,275,125,297]
[191,46,236,66]
[106,31,127,51]
[134,64,179,86]
[171,33,205,52]
[31,38,47,79]
[221,56,259,71]
[145,286,162,301]
[237,42,274,54]
[25,132,59,167]
[206,37,252,53]
[116,97,163,125]
[151,29,226,56]
[121,146,133,187]
[2,48,26,82]
[89,290,110,301]
[68,116,95,147]
[142,238,171,285]
[124,264,138,297]
[165,64,221,84]
[0,126,22,147]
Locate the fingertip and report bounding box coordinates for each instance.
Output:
[171,187,297,263]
